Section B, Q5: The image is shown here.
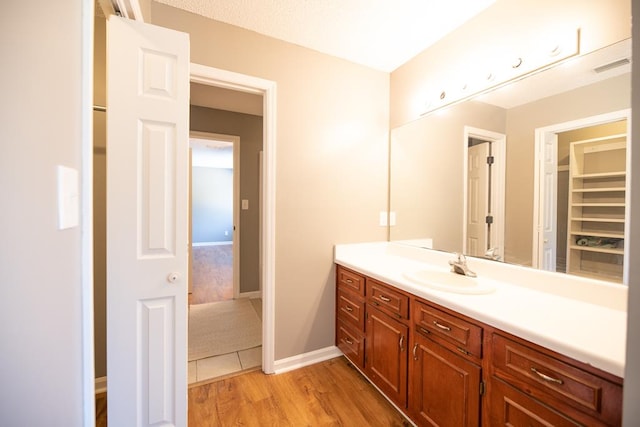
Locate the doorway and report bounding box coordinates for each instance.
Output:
[463,126,506,261]
[189,132,240,304]
[533,109,630,284]
[187,82,266,384]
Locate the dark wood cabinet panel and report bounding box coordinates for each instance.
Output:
[365,304,409,408]
[488,378,587,426]
[336,319,365,369]
[367,278,409,320]
[409,326,481,426]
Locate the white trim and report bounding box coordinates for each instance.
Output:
[462,126,506,261]
[273,346,343,374]
[113,0,144,21]
[81,0,96,425]
[95,376,108,394]
[532,109,631,284]
[190,63,277,374]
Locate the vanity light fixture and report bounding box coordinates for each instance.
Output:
[420,28,580,117]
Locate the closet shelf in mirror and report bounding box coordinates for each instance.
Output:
[572,187,625,193]
[569,231,625,239]
[571,203,625,207]
[570,217,625,223]
[573,171,626,179]
[568,245,624,255]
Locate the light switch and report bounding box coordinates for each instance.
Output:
[241,199,249,210]
[379,211,388,226]
[57,165,79,230]
[389,211,397,226]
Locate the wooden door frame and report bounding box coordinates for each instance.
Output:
[532,108,630,283]
[190,63,277,374]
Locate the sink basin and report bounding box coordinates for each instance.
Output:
[403,270,495,295]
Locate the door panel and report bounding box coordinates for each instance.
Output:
[467,142,490,257]
[107,16,189,426]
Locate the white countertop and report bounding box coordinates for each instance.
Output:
[334,242,627,378]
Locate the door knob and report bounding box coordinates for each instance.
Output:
[167,272,180,283]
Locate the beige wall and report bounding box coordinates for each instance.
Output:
[190,105,263,295]
[151,2,390,359]
[390,100,506,248]
[390,0,631,128]
[0,1,87,425]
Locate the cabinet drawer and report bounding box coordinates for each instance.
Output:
[337,265,365,296]
[337,288,365,331]
[366,279,409,320]
[413,299,482,358]
[492,333,622,426]
[337,319,365,369]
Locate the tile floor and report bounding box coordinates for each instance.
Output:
[188,298,262,384]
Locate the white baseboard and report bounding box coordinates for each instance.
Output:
[95,376,107,394]
[239,290,262,299]
[273,346,343,374]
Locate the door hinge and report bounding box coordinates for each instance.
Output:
[485,215,494,224]
[486,155,494,165]
[479,381,485,396]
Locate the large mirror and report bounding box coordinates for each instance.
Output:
[389,39,631,284]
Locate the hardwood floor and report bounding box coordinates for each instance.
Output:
[96,357,409,426]
[188,357,408,426]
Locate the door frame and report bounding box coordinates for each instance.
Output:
[532,108,631,282]
[462,126,506,261]
[190,63,277,373]
[189,131,241,299]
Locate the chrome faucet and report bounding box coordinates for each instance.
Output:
[449,253,477,277]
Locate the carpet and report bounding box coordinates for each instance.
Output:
[188,299,262,361]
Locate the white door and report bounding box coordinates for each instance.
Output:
[466,142,490,256]
[541,132,558,271]
[107,16,190,426]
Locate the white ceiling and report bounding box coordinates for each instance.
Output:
[154,0,496,72]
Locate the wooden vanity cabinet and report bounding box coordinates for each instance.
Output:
[335,266,366,369]
[409,299,483,426]
[365,278,411,408]
[366,304,409,408]
[334,265,623,426]
[487,331,623,426]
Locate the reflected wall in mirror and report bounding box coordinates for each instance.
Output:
[389,39,631,284]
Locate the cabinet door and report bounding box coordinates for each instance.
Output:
[366,305,409,408]
[489,378,587,426]
[409,332,481,427]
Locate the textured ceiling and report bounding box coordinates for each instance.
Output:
[154,0,495,72]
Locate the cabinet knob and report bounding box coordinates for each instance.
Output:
[167,272,180,283]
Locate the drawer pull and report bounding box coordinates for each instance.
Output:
[344,305,353,312]
[419,327,431,336]
[531,367,564,385]
[345,279,354,284]
[344,337,354,345]
[379,295,391,302]
[412,343,419,360]
[371,301,380,306]
[399,335,405,351]
[433,321,451,331]
[456,347,469,356]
